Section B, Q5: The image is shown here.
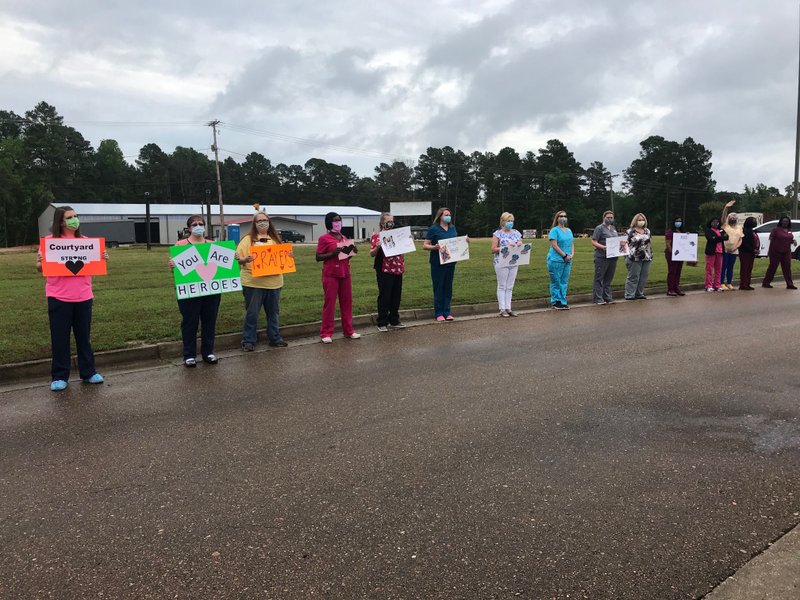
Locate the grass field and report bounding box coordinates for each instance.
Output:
[0,238,768,364]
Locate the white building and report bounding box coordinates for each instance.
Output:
[38,203,382,244]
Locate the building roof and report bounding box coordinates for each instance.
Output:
[51,203,381,217]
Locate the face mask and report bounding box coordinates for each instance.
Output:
[604,217,614,225]
[331,221,342,233]
[191,225,205,236]
[504,221,514,229]
[728,218,737,225]
[256,221,270,232]
[558,217,568,225]
[637,220,646,227]
[674,221,683,228]
[711,222,720,229]
[442,215,452,224]
[383,221,394,230]
[65,217,80,230]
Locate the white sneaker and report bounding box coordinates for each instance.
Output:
[705,288,714,292]
[321,337,333,344]
[347,333,361,339]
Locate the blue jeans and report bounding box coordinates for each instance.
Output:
[242,286,283,345]
[721,253,737,284]
[547,259,571,305]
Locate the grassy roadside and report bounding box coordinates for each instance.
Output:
[0,238,768,364]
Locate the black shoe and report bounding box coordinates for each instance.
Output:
[203,354,218,364]
[269,340,289,347]
[788,285,798,290]
[241,343,255,352]
[762,283,773,288]
[552,301,562,309]
[184,358,197,368]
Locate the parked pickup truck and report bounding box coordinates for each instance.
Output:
[279,229,306,243]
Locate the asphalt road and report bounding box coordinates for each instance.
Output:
[2,289,800,599]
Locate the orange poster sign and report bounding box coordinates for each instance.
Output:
[40,237,107,276]
[250,243,296,277]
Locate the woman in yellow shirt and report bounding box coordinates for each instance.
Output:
[236,212,287,351]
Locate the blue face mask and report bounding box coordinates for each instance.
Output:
[191,225,205,236]
[674,221,683,228]
[442,215,452,224]
[504,221,514,229]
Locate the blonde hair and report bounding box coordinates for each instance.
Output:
[499,212,514,227]
[551,210,567,228]
[432,207,452,225]
[380,212,393,227]
[630,213,648,229]
[602,210,614,219]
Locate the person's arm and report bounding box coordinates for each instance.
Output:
[550,238,568,260]
[423,231,439,251]
[590,226,605,250]
[369,235,380,257]
[721,200,735,225]
[491,234,501,254]
[36,250,43,272]
[236,238,254,265]
[665,231,673,254]
[316,237,337,262]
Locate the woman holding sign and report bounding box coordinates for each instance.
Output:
[664,216,687,296]
[370,212,406,331]
[424,208,462,321]
[316,212,361,343]
[546,210,574,310]
[492,212,523,317]
[168,215,221,367]
[590,210,619,305]
[236,212,288,351]
[36,206,107,391]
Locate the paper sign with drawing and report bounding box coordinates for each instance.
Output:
[379,226,416,257]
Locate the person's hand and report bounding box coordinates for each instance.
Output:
[288,251,294,258]
[36,251,43,262]
[168,258,175,268]
[465,236,471,243]
[375,238,381,246]
[725,200,736,208]
[516,241,523,247]
[564,254,571,262]
[102,250,109,260]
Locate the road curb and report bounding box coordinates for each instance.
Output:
[0,280,744,385]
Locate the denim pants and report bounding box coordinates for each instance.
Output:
[430,263,456,317]
[625,259,652,298]
[242,286,283,345]
[177,294,221,360]
[547,259,571,305]
[721,253,737,284]
[48,297,96,381]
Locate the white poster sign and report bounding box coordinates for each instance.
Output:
[497,242,532,267]
[44,237,102,264]
[379,226,416,257]
[672,233,698,262]
[605,236,629,259]
[438,236,470,265]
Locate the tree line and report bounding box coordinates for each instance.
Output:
[0,101,794,246]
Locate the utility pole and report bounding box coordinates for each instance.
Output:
[208,120,226,240]
[144,191,151,251]
[793,7,800,219]
[608,173,619,214]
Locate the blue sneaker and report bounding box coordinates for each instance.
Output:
[84,373,104,384]
[50,380,68,391]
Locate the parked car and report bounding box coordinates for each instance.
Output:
[753,219,800,258]
[279,229,305,243]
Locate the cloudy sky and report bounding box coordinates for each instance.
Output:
[1,0,797,192]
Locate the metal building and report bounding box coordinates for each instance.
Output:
[38,203,382,245]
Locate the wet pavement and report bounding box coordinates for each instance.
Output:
[2,289,800,599]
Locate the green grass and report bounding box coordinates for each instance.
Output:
[0,239,767,364]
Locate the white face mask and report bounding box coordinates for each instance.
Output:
[637,220,646,227]
[256,221,269,232]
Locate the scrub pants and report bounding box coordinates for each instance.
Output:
[547,258,571,305]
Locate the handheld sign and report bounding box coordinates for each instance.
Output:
[438,236,469,265]
[605,236,629,259]
[250,243,296,277]
[379,226,416,257]
[170,241,241,299]
[40,237,107,276]
[337,240,357,260]
[497,243,532,267]
[671,233,698,262]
